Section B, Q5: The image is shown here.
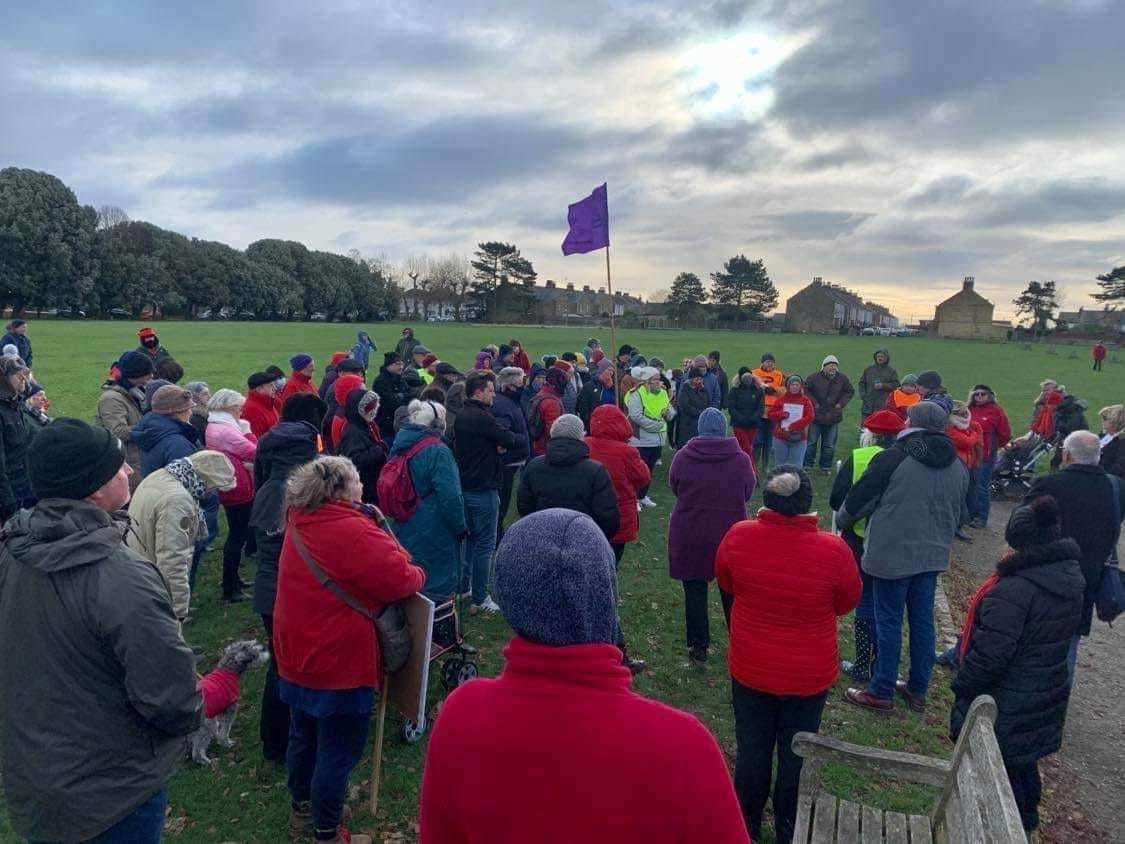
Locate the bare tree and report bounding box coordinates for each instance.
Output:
[431,254,473,321]
[403,254,432,319]
[96,205,130,230]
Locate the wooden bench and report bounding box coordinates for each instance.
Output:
[791,696,1026,843]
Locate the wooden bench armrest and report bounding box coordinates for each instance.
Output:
[793,732,952,788]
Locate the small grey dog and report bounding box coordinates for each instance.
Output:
[189,639,269,764]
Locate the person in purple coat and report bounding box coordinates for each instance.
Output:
[668,407,757,664]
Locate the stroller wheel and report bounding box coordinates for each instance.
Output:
[401,718,426,744]
[441,658,465,690]
[457,662,479,686]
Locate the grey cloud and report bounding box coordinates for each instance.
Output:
[664,119,771,173]
[799,144,875,171]
[906,175,975,207]
[972,179,1125,227]
[747,211,875,241]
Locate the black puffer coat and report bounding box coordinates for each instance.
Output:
[336,390,388,505]
[1053,395,1088,440]
[951,537,1085,766]
[372,367,409,440]
[727,379,764,429]
[0,391,35,520]
[516,436,620,539]
[675,382,711,447]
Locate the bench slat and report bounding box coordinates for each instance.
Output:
[954,759,986,843]
[811,791,838,844]
[936,784,965,844]
[794,793,814,844]
[861,805,883,844]
[886,811,909,843]
[909,813,933,844]
[967,722,1028,843]
[837,799,861,844]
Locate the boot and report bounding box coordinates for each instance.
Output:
[289,802,313,838]
[621,646,646,675]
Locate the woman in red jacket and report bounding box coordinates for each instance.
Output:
[968,384,1012,528]
[716,466,861,843]
[585,404,651,674]
[766,375,814,468]
[274,457,425,844]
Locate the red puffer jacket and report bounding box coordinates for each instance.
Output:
[947,421,984,469]
[274,502,425,690]
[584,405,651,544]
[716,509,861,696]
[969,400,1012,460]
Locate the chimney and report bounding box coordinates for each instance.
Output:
[963,276,975,291]
[812,276,823,284]
[566,282,575,291]
[545,280,555,289]
[582,285,591,293]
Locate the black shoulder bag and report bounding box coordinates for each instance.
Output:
[1095,474,1125,624]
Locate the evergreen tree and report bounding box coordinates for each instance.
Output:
[710,255,778,319]
[666,272,707,322]
[1092,265,1125,302]
[1012,280,1059,334]
[470,242,535,321]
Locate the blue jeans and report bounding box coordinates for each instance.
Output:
[189,494,221,591]
[31,788,168,843]
[287,708,371,835]
[771,437,807,469]
[463,489,499,605]
[870,571,938,700]
[804,423,839,470]
[971,459,994,523]
[1066,634,1080,687]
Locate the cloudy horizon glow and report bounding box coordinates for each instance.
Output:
[3,1,1124,322]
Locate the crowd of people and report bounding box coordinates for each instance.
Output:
[0,319,1122,843]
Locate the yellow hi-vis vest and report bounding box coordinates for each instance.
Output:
[417,369,434,386]
[851,445,883,539]
[635,386,670,431]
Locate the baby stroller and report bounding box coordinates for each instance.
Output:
[990,434,1055,499]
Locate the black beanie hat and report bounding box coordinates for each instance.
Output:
[118,351,154,379]
[28,419,125,500]
[761,352,775,363]
[618,344,633,357]
[917,370,943,391]
[1005,496,1063,549]
[338,358,366,375]
[248,371,281,389]
[383,352,402,368]
[762,465,814,516]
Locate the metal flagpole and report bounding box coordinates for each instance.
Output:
[605,245,620,401]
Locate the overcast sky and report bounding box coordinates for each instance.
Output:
[4,0,1124,321]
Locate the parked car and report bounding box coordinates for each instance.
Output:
[860,326,877,336]
[308,312,327,321]
[108,307,131,319]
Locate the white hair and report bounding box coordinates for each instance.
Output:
[407,398,446,432]
[1063,430,1101,466]
[859,429,878,448]
[207,388,245,413]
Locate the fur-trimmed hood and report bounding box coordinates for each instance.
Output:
[997,538,1085,599]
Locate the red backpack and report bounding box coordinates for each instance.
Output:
[376,435,440,522]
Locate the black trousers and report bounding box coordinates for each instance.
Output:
[1005,761,1042,832]
[496,464,520,545]
[222,502,252,597]
[682,580,734,648]
[259,614,290,763]
[732,680,828,843]
[753,419,774,468]
[637,446,662,498]
[1093,358,1103,371]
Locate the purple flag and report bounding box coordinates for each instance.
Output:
[561,183,610,255]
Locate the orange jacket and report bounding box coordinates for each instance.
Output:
[752,367,786,409]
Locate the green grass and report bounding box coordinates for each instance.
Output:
[3,321,1120,843]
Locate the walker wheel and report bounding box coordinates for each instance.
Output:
[442,658,464,690]
[401,718,426,743]
[457,661,479,685]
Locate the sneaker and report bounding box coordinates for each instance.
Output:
[636,501,643,512]
[844,687,894,714]
[688,645,709,664]
[954,529,972,542]
[470,596,501,615]
[655,459,663,467]
[640,496,657,508]
[623,655,646,675]
[315,825,371,844]
[969,518,987,529]
[895,680,926,713]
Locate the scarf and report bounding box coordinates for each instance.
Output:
[166,458,209,541]
[959,571,1002,659]
[950,413,971,430]
[207,410,243,431]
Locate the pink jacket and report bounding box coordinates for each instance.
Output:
[205,414,258,506]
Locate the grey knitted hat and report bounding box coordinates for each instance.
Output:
[907,399,949,432]
[496,366,526,389]
[550,413,585,441]
[697,407,727,438]
[494,509,618,646]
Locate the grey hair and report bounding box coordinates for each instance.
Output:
[1063,430,1101,466]
[185,381,210,402]
[285,457,360,511]
[407,398,446,432]
[207,388,245,413]
[765,472,801,497]
[859,429,878,448]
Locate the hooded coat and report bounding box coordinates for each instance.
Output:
[667,436,756,582]
[0,330,32,368]
[95,381,145,477]
[242,388,280,439]
[395,332,420,361]
[350,331,376,370]
[131,411,201,476]
[674,381,711,447]
[585,405,651,544]
[250,420,320,615]
[0,500,201,842]
[968,394,1011,461]
[0,381,35,519]
[127,457,236,619]
[278,370,318,408]
[517,437,620,539]
[528,384,564,456]
[335,390,388,505]
[951,538,1085,765]
[727,377,764,430]
[1053,395,1089,440]
[858,350,900,416]
[947,419,984,469]
[372,365,410,440]
[205,413,258,506]
[388,424,467,599]
[837,430,969,579]
[491,386,530,467]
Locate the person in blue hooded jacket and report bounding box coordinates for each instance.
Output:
[350,331,377,371]
[130,385,201,477]
[388,399,467,601]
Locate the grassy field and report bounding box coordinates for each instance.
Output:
[1,321,1120,843]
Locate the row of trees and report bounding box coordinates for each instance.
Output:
[0,168,399,320]
[1013,270,1124,334]
[664,255,780,322]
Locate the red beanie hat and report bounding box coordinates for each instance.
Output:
[334,374,364,405]
[864,409,906,437]
[138,326,156,339]
[330,351,349,366]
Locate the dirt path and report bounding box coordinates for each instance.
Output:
[948,499,1125,843]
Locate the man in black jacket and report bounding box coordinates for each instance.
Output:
[454,371,522,614]
[517,413,620,540]
[372,352,409,440]
[492,367,530,545]
[1024,430,1125,680]
[0,419,201,843]
[707,351,729,409]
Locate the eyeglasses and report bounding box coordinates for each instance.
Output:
[972,391,988,398]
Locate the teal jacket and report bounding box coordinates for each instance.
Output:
[388,424,467,599]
